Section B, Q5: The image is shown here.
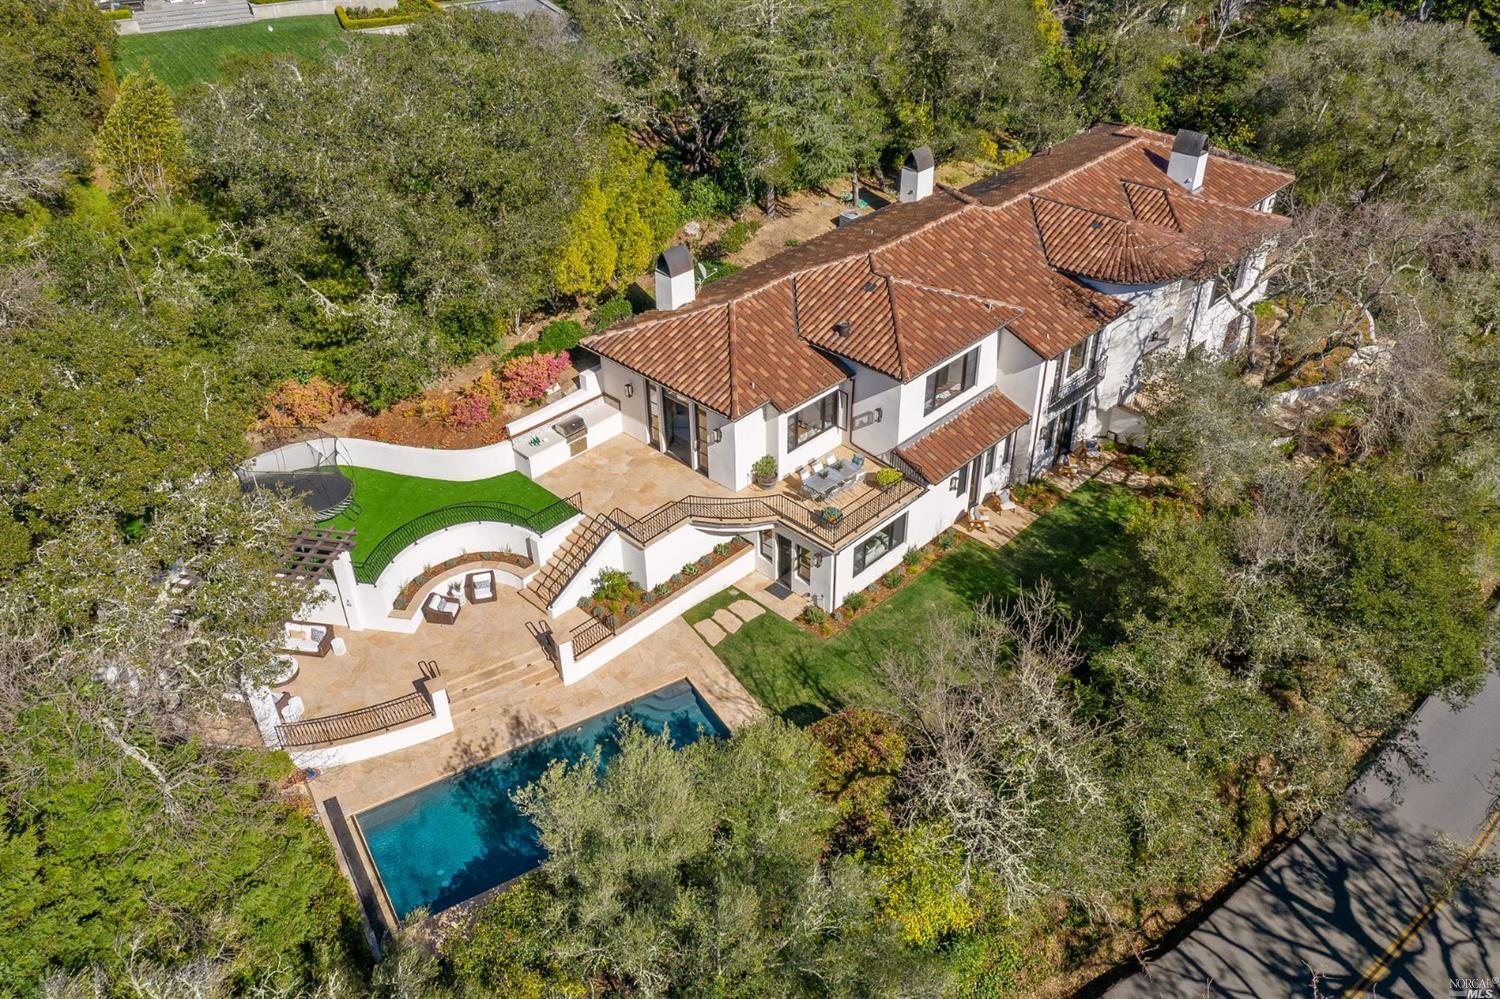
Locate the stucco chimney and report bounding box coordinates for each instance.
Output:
[654,245,695,311]
[899,147,935,203]
[1167,129,1209,194]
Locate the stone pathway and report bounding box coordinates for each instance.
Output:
[693,594,766,646]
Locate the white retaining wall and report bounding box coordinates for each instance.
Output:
[251,435,519,480]
[562,547,756,684]
[286,685,452,768]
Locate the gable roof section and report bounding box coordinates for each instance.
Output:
[895,390,1032,483]
[586,123,1293,418]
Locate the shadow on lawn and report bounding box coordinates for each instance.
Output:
[933,482,1142,653]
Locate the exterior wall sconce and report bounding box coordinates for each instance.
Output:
[623,383,635,398]
[813,553,824,568]
[709,428,723,444]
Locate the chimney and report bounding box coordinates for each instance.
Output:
[899,146,935,203]
[654,245,695,311]
[1167,129,1209,194]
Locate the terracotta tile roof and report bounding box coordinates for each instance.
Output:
[585,123,1293,418]
[1032,198,1201,285]
[589,279,848,418]
[895,390,1032,483]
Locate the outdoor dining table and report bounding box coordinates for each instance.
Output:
[801,460,861,502]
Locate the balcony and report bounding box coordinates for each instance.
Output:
[1047,364,1104,412]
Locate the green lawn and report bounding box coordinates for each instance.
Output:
[699,481,1143,723]
[117,18,349,93]
[320,467,569,566]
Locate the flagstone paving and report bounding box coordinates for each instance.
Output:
[712,608,743,634]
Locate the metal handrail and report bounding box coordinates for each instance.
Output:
[573,617,615,657]
[351,492,581,584]
[610,477,922,550]
[531,514,612,606]
[274,690,432,748]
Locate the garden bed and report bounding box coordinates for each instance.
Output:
[392,551,532,611]
[794,530,963,638]
[579,539,751,628]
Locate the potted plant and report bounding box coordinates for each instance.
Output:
[751,454,778,487]
[820,505,843,525]
[873,467,904,489]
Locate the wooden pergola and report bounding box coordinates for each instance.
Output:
[279,527,356,582]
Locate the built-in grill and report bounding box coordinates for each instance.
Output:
[554,414,588,456]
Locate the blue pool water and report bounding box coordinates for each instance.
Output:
[356,679,728,918]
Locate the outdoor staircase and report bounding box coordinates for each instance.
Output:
[526,513,616,611]
[134,0,255,33]
[448,656,563,717]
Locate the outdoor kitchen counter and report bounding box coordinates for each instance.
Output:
[513,397,623,478]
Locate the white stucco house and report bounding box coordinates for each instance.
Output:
[577,124,1292,613]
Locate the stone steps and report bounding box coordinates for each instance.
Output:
[135,0,254,32]
[449,658,562,714]
[526,513,614,609]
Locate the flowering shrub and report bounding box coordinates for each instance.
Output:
[257,377,353,429]
[497,351,570,404]
[451,392,493,430]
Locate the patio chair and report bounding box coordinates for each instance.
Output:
[275,693,305,724]
[823,452,838,468]
[279,621,333,657]
[422,592,461,625]
[465,570,497,604]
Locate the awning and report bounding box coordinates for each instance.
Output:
[895,390,1031,484]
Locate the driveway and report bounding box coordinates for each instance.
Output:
[1106,668,1500,998]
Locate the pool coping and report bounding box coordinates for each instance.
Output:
[344,674,739,929]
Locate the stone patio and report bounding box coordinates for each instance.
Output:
[537,431,900,529]
[305,617,761,816]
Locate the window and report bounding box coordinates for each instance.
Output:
[759,530,772,560]
[983,444,996,477]
[923,348,978,415]
[787,393,839,451]
[853,514,908,575]
[1000,432,1013,466]
[1042,419,1057,451]
[953,463,969,495]
[797,547,812,582]
[1052,333,1100,397]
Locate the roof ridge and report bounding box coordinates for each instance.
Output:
[1121,124,1296,179]
[886,274,1025,315]
[880,257,906,380]
[1030,193,1135,226]
[724,297,739,417]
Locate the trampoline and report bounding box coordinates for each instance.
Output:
[240,469,354,521]
[239,435,356,521]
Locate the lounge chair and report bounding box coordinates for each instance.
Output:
[422,592,461,625]
[465,570,497,604]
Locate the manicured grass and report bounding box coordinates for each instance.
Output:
[707,481,1143,723]
[320,467,568,565]
[117,18,349,93]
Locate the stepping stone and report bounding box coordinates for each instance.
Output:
[729,599,765,622]
[712,608,742,634]
[694,619,726,646]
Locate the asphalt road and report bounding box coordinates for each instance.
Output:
[1107,667,1500,999]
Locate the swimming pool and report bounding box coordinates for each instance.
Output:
[355,679,728,918]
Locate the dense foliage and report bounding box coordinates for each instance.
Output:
[0,0,1494,993]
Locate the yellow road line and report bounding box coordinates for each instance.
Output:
[1342,808,1500,998]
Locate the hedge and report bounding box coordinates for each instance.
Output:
[101,7,132,18]
[335,0,440,29]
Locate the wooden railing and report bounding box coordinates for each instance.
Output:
[351,492,581,584]
[274,691,433,748]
